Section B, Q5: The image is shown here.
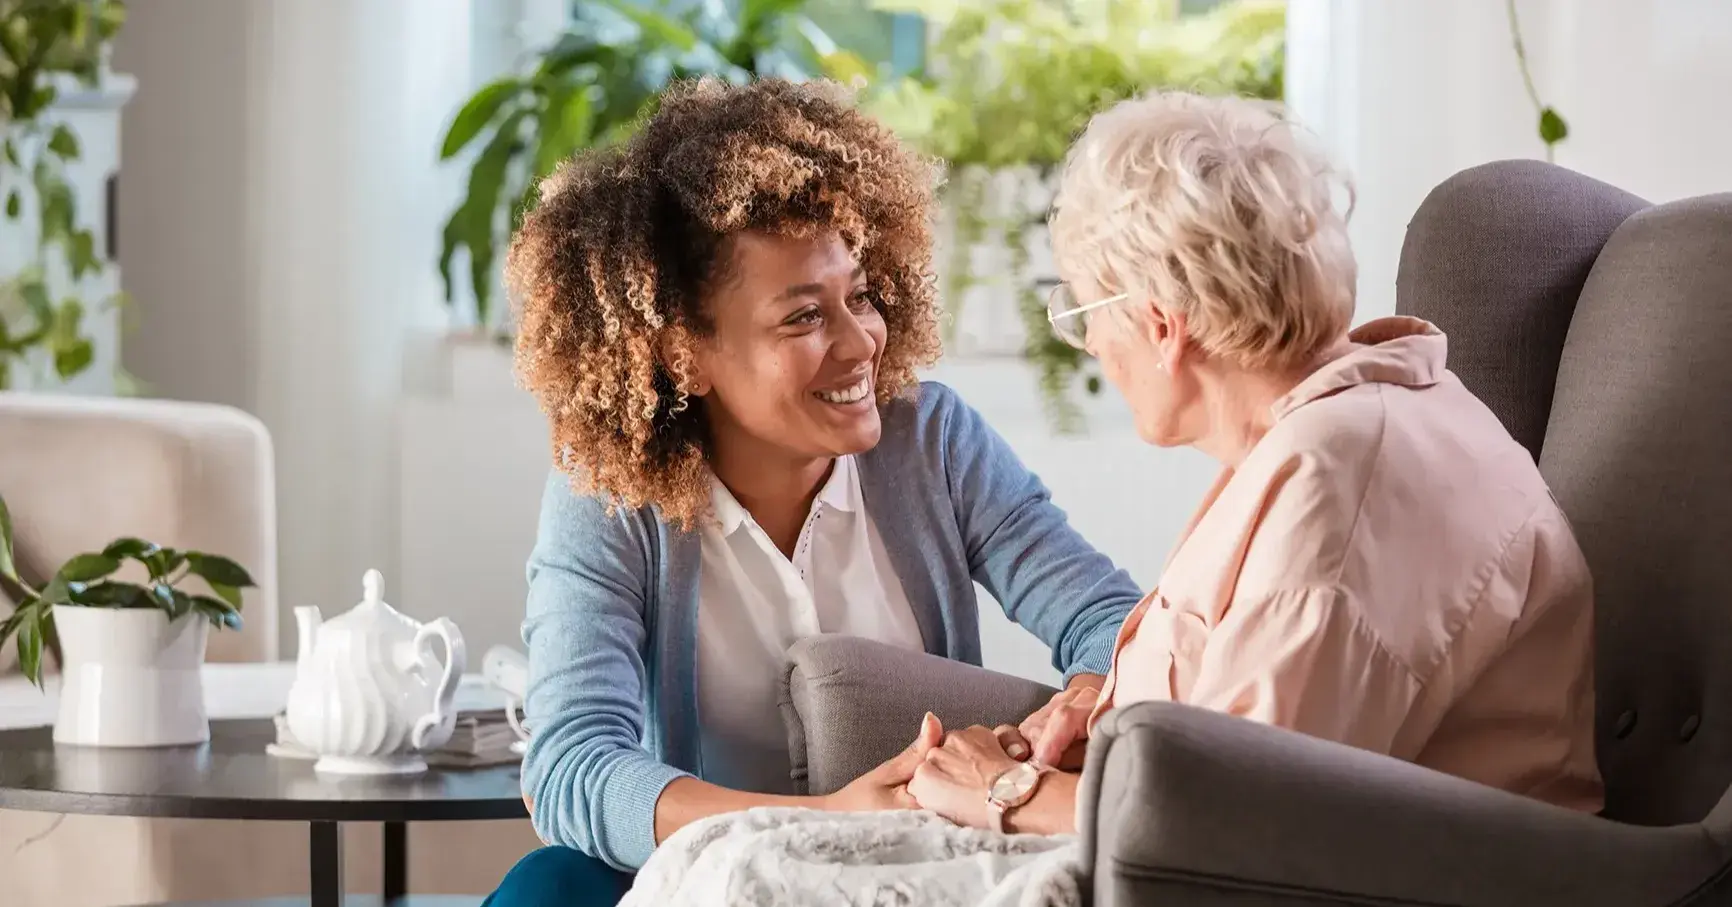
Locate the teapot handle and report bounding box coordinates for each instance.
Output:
[410,618,467,751]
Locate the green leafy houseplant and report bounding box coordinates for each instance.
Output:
[1505,0,1567,161]
[0,492,255,688]
[438,0,868,334]
[863,0,1285,431]
[0,0,128,390]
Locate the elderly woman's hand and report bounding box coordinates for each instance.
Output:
[906,721,1023,829]
[1016,683,1099,770]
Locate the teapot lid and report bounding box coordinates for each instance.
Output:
[320,567,414,636]
[345,567,401,618]
[361,568,385,608]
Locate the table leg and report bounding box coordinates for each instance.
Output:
[309,821,342,907]
[383,821,408,902]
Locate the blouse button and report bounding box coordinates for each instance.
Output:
[1680,714,1701,742]
[1613,710,1637,739]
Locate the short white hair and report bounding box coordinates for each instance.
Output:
[1050,91,1357,369]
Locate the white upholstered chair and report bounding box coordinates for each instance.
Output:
[0,393,537,906]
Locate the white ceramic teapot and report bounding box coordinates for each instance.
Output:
[284,569,467,775]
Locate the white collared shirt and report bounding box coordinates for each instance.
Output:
[695,454,925,793]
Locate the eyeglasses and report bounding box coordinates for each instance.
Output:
[1046,284,1130,350]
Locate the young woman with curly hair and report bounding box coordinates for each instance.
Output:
[483,78,1141,906]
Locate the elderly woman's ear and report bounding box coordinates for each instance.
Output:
[1139,303,1185,371]
[1100,298,1182,376]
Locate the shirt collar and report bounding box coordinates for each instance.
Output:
[709,454,860,536]
[817,453,861,515]
[1270,316,1448,421]
[710,479,750,536]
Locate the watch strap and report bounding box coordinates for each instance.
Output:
[986,797,1008,833]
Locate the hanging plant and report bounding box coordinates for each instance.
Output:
[864,0,1285,432]
[1505,0,1568,161]
[1007,201,1091,433]
[940,166,986,338]
[0,0,128,391]
[436,0,868,335]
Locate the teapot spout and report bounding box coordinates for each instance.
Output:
[293,606,323,673]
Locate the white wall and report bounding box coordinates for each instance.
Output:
[115,0,473,653]
[1542,1,1732,202]
[111,4,256,410]
[1285,0,1732,319]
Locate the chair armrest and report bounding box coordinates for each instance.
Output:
[780,635,1057,795]
[1079,702,1725,907]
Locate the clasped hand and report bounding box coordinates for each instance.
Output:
[823,684,1099,830]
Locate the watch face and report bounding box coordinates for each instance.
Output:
[990,762,1039,802]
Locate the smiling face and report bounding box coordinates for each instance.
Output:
[690,229,887,466]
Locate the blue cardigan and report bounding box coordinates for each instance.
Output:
[520,382,1143,869]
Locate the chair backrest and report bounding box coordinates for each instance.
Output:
[1398,160,1732,827]
[1545,192,1732,826]
[1395,160,1649,459]
[0,393,280,667]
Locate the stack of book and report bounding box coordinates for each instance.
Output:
[269,676,526,768]
[425,707,527,768]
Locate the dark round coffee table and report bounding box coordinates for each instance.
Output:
[0,718,527,907]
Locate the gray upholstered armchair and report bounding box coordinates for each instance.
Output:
[780,160,1732,905]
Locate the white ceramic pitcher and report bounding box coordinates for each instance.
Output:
[283,569,466,775]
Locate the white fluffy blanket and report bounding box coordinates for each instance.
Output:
[620,808,1084,907]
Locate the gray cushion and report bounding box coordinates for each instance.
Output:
[1396,159,1648,459]
[1080,702,1730,907]
[780,635,1055,795]
[1540,192,1732,826]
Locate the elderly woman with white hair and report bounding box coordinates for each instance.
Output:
[904,91,1603,835]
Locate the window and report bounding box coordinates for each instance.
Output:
[799,0,925,76]
[502,0,922,78]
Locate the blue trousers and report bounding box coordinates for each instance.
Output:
[483,846,635,907]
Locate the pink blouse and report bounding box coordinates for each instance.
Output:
[1092,317,1602,812]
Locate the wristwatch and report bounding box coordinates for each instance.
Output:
[985,760,1049,833]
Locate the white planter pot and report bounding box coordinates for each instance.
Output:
[51,606,210,747]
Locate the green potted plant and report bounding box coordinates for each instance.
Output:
[0,0,130,391]
[437,0,872,337]
[862,0,1285,431]
[0,492,256,747]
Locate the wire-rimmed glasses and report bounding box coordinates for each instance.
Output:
[1046,283,1130,350]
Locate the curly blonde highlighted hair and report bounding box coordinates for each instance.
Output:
[507,77,943,528]
[1050,91,1357,370]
